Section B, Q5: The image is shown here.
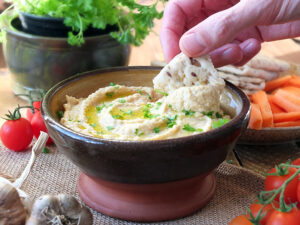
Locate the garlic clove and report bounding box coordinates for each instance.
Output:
[0,181,27,225]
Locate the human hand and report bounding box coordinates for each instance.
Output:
[160,0,300,67]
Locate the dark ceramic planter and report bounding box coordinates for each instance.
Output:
[1,10,130,97]
[19,12,118,37]
[42,67,250,221]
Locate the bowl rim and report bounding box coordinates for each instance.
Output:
[42,66,250,145]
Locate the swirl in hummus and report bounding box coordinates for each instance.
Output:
[61,53,230,141]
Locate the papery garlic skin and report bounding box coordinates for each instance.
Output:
[26,194,93,225]
[0,181,27,225]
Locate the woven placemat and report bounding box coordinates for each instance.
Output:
[0,143,264,225]
[235,142,300,175]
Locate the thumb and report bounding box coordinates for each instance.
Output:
[179,1,261,57]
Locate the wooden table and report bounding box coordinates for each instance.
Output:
[1,19,300,173]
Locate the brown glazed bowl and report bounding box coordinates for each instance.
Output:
[42,67,250,222]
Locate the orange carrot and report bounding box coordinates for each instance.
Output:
[281,86,300,97]
[248,103,263,130]
[274,89,300,107]
[286,75,300,88]
[273,112,300,123]
[251,90,274,127]
[264,75,292,92]
[272,92,300,112]
[274,120,300,127]
[267,95,285,114]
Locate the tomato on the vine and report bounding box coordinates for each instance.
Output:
[31,111,53,145]
[265,167,298,203]
[266,208,300,225]
[0,109,33,151]
[229,215,253,225]
[26,101,41,122]
[247,203,274,225]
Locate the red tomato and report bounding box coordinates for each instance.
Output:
[0,118,33,151]
[266,208,300,225]
[265,167,298,203]
[247,203,274,225]
[31,111,53,145]
[292,158,300,166]
[229,215,253,225]
[297,184,300,204]
[26,101,41,122]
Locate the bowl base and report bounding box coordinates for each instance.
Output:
[78,173,216,222]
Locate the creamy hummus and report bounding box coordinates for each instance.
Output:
[61,53,230,140]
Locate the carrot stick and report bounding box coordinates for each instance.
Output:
[286,75,300,88]
[274,120,300,127]
[251,90,274,127]
[273,112,300,123]
[281,86,300,97]
[264,75,292,92]
[248,103,263,130]
[267,95,285,113]
[272,92,300,112]
[274,89,300,106]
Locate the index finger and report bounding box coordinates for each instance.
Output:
[160,0,205,62]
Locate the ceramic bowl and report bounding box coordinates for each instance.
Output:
[42,67,250,222]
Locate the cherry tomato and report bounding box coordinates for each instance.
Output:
[265,167,298,203]
[292,158,300,166]
[229,215,253,225]
[0,118,33,151]
[31,111,53,145]
[247,203,274,225]
[297,184,300,204]
[26,101,41,122]
[266,208,300,225]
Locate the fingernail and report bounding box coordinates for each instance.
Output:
[180,33,205,56]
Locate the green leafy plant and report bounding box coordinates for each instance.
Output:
[4,0,167,46]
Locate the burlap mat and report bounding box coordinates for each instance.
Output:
[0,143,264,225]
[234,142,300,175]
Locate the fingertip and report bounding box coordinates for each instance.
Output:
[234,38,261,66]
[179,32,207,58]
[209,44,243,67]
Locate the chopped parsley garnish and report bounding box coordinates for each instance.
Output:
[168,104,172,109]
[215,112,223,118]
[90,123,97,128]
[182,109,195,116]
[68,119,73,122]
[134,128,144,136]
[120,109,133,115]
[165,115,177,128]
[112,114,123,119]
[182,124,203,132]
[153,127,160,133]
[143,104,155,119]
[137,89,144,95]
[212,118,230,129]
[202,111,214,118]
[42,147,50,154]
[106,126,114,131]
[106,92,114,98]
[56,110,64,119]
[155,102,162,109]
[96,103,106,113]
[155,89,168,96]
[119,99,126,103]
[97,131,105,135]
[148,95,152,100]
[109,82,116,86]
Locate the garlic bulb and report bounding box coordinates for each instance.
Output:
[26,194,93,225]
[0,181,27,225]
